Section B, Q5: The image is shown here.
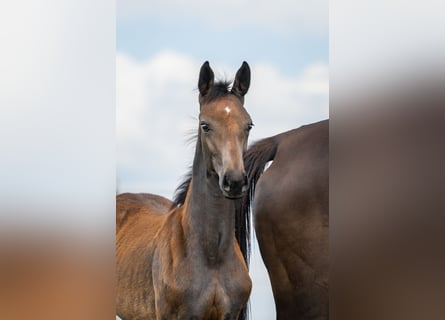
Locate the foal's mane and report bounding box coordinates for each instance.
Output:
[171,170,192,208]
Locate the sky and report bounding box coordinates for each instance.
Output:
[2,1,445,319]
[116,1,328,318]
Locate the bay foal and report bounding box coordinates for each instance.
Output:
[116,61,253,320]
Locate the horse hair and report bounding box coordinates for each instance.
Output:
[171,170,192,209]
[235,136,278,266]
[200,79,244,104]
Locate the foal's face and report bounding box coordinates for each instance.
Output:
[197,61,252,199]
[199,96,253,198]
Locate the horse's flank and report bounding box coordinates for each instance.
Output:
[237,119,329,319]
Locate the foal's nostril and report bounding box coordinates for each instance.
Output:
[222,174,231,191]
[221,171,248,196]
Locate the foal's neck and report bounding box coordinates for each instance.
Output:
[183,138,235,266]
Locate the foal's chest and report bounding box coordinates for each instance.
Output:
[154,258,251,319]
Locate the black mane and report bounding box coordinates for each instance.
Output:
[171,169,192,209]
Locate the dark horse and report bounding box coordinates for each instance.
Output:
[237,120,329,319]
[116,61,253,320]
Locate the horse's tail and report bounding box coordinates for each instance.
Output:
[235,135,278,265]
[235,136,278,320]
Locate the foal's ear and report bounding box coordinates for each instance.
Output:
[198,61,214,96]
[232,61,251,97]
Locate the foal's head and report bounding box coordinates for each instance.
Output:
[197,61,252,199]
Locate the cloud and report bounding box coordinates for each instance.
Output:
[248,62,329,139]
[117,51,328,196]
[117,51,200,195]
[117,0,327,36]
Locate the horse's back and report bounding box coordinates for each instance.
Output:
[255,120,328,219]
[254,120,329,319]
[117,192,173,229]
[267,120,328,208]
[116,193,173,320]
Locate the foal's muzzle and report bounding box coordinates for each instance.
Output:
[221,171,249,198]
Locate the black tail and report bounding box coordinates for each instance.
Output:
[235,136,278,320]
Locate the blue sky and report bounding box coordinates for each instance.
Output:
[116,0,329,194]
[117,16,328,76]
[116,1,328,318]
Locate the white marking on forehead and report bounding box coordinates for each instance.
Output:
[224,106,231,115]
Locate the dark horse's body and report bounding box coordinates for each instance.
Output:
[116,62,253,320]
[239,120,329,319]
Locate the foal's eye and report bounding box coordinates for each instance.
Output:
[246,123,254,131]
[200,122,211,132]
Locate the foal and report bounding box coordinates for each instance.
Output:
[116,61,253,320]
